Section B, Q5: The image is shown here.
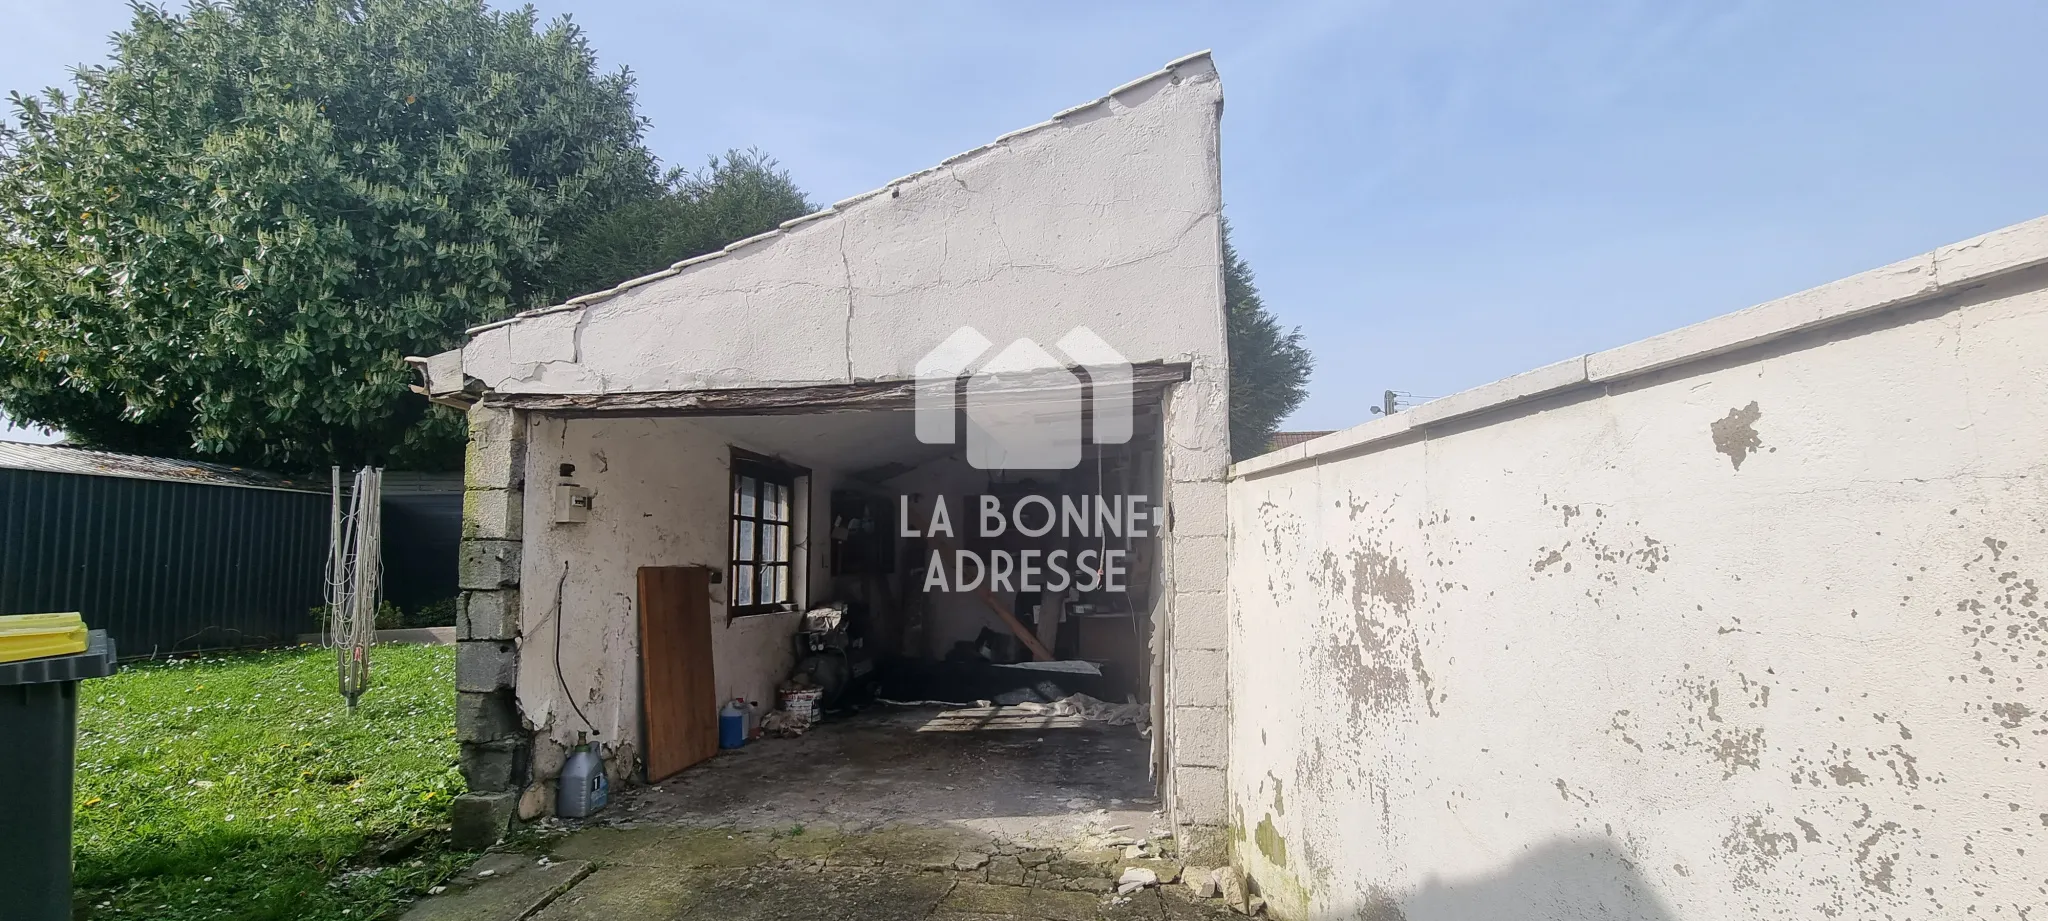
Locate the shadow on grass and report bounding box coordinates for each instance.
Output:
[75,824,468,921]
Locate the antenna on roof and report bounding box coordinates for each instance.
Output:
[1370,391,1440,416]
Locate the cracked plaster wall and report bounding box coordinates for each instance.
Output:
[512,415,842,803]
[463,58,1226,397]
[1225,262,2048,919]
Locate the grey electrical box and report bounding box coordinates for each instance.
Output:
[553,484,593,523]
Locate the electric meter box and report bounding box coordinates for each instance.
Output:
[554,484,593,523]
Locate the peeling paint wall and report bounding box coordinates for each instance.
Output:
[1226,233,2048,918]
[513,415,840,794]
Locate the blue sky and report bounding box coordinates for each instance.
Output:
[5,0,2048,440]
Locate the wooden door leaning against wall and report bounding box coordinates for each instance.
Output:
[637,565,718,782]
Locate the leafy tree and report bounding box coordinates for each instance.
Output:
[2,1,1302,469]
[546,149,814,301]
[1223,220,1313,459]
[0,0,659,470]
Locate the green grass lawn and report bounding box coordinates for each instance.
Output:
[74,644,471,920]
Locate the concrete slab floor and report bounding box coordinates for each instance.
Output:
[401,707,1249,920]
[401,853,592,921]
[604,706,1165,845]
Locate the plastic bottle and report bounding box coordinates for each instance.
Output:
[557,732,609,818]
[719,698,747,749]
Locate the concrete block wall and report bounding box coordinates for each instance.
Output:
[451,402,530,848]
[1163,365,1233,862]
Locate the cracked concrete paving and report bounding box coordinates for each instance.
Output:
[403,708,1246,920]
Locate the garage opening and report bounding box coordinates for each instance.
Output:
[696,400,1163,732]
[509,366,1184,799]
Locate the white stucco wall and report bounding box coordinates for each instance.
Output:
[458,52,1237,846]
[1225,219,2048,919]
[461,52,1224,398]
[513,415,841,787]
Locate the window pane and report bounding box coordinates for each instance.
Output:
[768,483,789,522]
[737,520,755,561]
[773,524,789,562]
[734,565,754,606]
[766,565,785,603]
[738,476,757,517]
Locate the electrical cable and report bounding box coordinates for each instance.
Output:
[551,561,596,735]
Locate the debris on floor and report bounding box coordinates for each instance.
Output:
[1219,866,1249,913]
[914,693,1149,734]
[994,659,1105,676]
[991,680,1067,706]
[1036,693,1147,726]
[759,709,810,738]
[874,655,1136,708]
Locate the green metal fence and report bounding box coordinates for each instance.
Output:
[0,467,329,656]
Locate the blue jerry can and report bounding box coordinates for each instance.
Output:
[719,698,747,749]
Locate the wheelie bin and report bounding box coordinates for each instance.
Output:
[0,630,118,921]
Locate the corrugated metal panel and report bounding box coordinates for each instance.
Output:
[371,471,461,614]
[0,442,321,492]
[0,467,328,656]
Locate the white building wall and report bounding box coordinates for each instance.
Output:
[462,53,1225,399]
[456,52,1235,846]
[1225,218,2048,919]
[513,415,838,796]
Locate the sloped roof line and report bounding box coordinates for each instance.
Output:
[466,50,1216,337]
[0,441,323,493]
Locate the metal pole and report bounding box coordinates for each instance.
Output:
[327,466,341,647]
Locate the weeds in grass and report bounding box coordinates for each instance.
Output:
[73,645,469,920]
